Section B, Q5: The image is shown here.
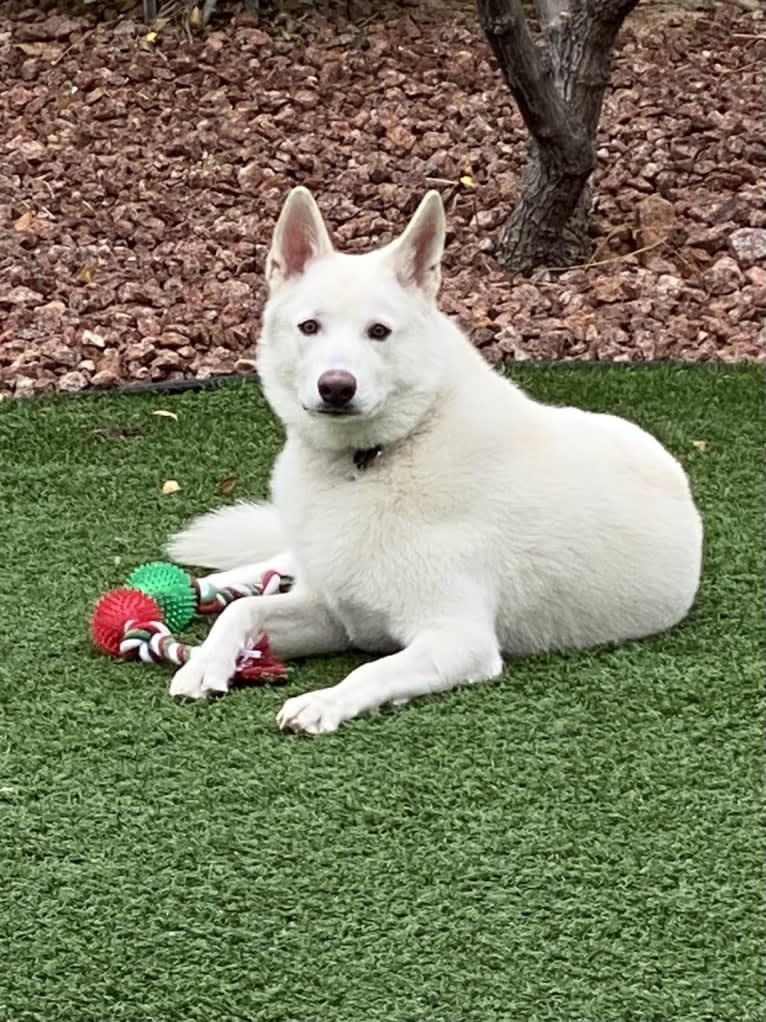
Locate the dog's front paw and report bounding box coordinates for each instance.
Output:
[276,688,349,735]
[169,654,232,700]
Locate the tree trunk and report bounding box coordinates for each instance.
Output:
[478,0,640,271]
[499,140,593,269]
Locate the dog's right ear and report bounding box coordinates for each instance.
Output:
[266,187,334,290]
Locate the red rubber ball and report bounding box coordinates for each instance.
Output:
[90,587,163,656]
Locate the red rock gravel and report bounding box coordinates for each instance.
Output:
[0,0,763,397]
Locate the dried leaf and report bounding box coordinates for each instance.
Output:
[145,30,158,43]
[161,479,181,494]
[78,264,95,284]
[152,409,178,421]
[459,174,476,188]
[217,476,238,495]
[14,211,37,233]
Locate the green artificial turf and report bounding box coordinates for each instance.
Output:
[0,364,763,1022]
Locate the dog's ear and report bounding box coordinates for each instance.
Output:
[267,187,334,289]
[387,190,446,299]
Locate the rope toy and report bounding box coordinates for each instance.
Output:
[90,560,293,686]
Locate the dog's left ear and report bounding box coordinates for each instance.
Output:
[267,186,334,290]
[387,190,446,300]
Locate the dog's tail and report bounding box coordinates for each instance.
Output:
[165,502,287,570]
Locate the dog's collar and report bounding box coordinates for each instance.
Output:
[353,444,383,471]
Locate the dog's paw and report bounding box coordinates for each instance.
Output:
[276,688,348,735]
[169,655,232,700]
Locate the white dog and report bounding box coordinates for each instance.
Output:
[166,187,703,735]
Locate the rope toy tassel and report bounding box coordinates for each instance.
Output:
[90,563,292,688]
[235,633,287,683]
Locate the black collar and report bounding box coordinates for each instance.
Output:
[353,444,383,471]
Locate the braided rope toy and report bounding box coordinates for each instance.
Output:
[90,560,293,686]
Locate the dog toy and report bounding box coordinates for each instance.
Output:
[90,561,292,686]
[126,561,197,631]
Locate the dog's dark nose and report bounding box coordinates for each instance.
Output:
[317,370,357,408]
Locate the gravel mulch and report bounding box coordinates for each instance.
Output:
[0,0,763,397]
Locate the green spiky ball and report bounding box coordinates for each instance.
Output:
[126,561,196,631]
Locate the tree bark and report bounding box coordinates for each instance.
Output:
[478,0,640,271]
[506,140,594,269]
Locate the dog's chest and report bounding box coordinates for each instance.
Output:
[272,448,443,646]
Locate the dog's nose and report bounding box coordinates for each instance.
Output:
[317,370,357,408]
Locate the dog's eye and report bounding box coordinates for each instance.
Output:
[298,319,320,336]
[367,323,391,341]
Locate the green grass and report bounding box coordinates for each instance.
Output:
[0,364,763,1022]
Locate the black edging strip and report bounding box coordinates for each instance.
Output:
[79,371,259,399]
[114,371,255,396]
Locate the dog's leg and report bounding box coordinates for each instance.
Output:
[169,587,348,700]
[277,619,503,735]
[199,550,296,590]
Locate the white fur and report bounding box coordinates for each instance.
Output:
[166,187,703,734]
[165,501,285,571]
